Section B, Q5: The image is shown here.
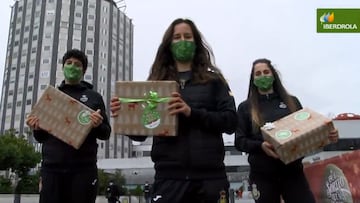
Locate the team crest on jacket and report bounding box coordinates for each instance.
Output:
[251,183,260,200]
[279,102,287,109]
[218,190,227,203]
[80,95,88,102]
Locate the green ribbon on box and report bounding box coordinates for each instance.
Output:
[119,91,170,129]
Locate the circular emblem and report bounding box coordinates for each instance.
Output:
[142,110,161,129]
[77,110,91,125]
[294,112,311,121]
[275,130,292,140]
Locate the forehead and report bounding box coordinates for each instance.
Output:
[173,22,193,34]
[254,63,270,71]
[65,57,83,66]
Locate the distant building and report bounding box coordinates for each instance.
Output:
[0,0,134,159]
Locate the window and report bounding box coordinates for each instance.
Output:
[61,21,68,28]
[75,13,81,18]
[40,71,50,78]
[87,38,93,43]
[42,59,50,64]
[44,46,51,51]
[26,99,32,105]
[28,86,33,92]
[45,33,52,39]
[88,25,94,31]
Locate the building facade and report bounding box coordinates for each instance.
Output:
[0,0,134,159]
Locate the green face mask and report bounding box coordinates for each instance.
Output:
[63,64,82,83]
[254,76,274,91]
[170,40,196,62]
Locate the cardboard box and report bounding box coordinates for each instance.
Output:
[304,150,360,202]
[113,81,178,136]
[30,85,94,149]
[261,108,333,164]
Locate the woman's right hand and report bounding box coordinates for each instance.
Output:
[110,97,121,117]
[26,115,40,130]
[261,141,280,159]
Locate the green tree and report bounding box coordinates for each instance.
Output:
[129,185,143,196]
[0,129,41,194]
[0,176,12,193]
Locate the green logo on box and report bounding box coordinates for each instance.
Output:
[78,110,91,125]
[294,112,311,121]
[317,9,360,33]
[275,130,292,140]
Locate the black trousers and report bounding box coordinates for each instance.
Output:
[249,170,315,203]
[39,168,98,203]
[150,178,229,203]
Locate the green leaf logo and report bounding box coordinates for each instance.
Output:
[77,110,91,125]
[294,112,311,121]
[275,130,292,140]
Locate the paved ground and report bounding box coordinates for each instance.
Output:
[0,195,111,203]
[0,194,255,203]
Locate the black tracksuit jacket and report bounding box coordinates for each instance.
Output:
[132,73,237,180]
[33,81,111,172]
[235,93,304,175]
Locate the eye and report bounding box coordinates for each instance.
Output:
[255,71,262,76]
[74,62,82,68]
[263,69,271,75]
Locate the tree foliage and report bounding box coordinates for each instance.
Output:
[0,129,41,176]
[0,129,41,194]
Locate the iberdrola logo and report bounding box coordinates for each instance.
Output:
[77,110,91,125]
[320,12,335,23]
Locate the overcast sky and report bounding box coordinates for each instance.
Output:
[1,0,359,119]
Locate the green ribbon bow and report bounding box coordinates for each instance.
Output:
[119,91,170,128]
[119,91,170,108]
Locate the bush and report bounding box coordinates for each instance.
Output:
[0,176,12,193]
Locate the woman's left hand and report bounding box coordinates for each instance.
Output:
[168,92,191,117]
[328,128,339,143]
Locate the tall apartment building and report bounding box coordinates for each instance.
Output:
[0,0,134,159]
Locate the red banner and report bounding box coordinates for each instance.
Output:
[304,150,360,203]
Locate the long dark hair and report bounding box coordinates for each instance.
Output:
[147,18,225,83]
[248,58,298,133]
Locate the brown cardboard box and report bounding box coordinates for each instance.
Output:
[113,81,178,136]
[30,85,94,149]
[261,107,333,164]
